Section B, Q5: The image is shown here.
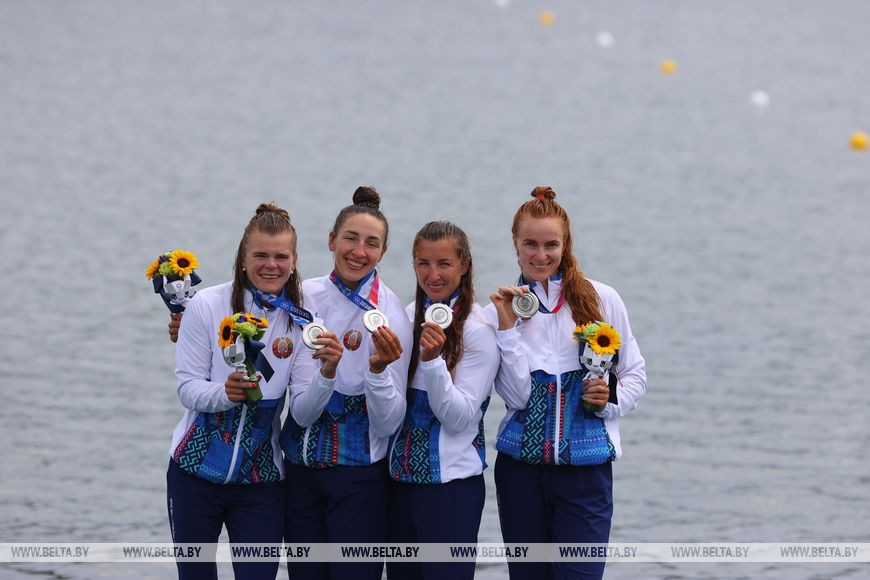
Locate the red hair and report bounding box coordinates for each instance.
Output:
[511,186,602,326]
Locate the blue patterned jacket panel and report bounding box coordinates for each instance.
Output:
[173,396,283,484]
[281,390,372,468]
[389,389,443,483]
[496,369,615,465]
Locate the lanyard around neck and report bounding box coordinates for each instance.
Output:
[423,288,461,313]
[247,285,314,327]
[329,269,380,311]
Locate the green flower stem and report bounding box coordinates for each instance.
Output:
[583,401,605,413]
[243,360,263,403]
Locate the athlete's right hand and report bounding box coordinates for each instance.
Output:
[312,331,343,380]
[489,286,526,330]
[225,371,258,403]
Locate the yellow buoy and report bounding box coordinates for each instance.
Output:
[539,11,555,26]
[850,131,868,151]
[660,59,677,75]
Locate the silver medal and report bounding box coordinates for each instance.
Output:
[511,291,540,319]
[424,303,453,329]
[301,322,327,350]
[362,309,389,332]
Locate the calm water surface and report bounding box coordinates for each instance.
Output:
[2,1,869,578]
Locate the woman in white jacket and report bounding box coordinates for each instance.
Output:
[169,203,342,580]
[280,187,412,580]
[387,221,499,580]
[486,187,647,580]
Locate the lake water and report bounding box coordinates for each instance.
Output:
[2,0,869,578]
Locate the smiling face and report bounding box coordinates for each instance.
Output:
[328,213,387,289]
[242,230,297,295]
[413,237,469,303]
[513,216,564,283]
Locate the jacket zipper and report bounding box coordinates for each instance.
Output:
[552,313,562,466]
[224,404,248,483]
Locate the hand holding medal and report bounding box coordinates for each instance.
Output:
[326,269,401,374]
[424,303,453,329]
[309,330,343,379]
[418,297,456,361]
[418,322,447,362]
[489,285,530,330]
[512,291,540,319]
[368,326,403,374]
[362,309,389,333]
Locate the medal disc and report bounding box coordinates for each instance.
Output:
[362,309,389,333]
[424,303,453,329]
[512,291,540,319]
[301,322,327,350]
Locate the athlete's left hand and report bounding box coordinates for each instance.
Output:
[369,326,403,374]
[582,377,609,408]
[168,312,182,343]
[419,322,446,362]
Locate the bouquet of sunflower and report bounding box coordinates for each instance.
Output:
[146,250,202,313]
[573,322,621,412]
[218,313,274,403]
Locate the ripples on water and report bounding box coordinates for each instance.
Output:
[2,1,869,578]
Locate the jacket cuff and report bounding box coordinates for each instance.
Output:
[495,326,521,346]
[595,403,616,419]
[365,369,390,389]
[315,370,337,389]
[419,357,446,371]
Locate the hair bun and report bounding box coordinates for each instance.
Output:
[255,202,290,222]
[353,186,381,209]
[530,186,556,201]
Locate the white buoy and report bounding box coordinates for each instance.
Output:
[749,90,771,108]
[494,0,510,7]
[596,31,614,48]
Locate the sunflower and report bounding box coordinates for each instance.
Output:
[247,315,268,328]
[588,323,621,355]
[145,259,161,279]
[169,250,199,277]
[218,316,236,349]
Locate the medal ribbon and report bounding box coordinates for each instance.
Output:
[244,338,275,382]
[248,285,314,328]
[422,288,461,313]
[518,275,565,314]
[329,269,380,311]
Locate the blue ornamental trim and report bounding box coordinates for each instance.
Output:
[389,389,442,484]
[496,369,615,466]
[280,391,371,468]
[173,396,283,484]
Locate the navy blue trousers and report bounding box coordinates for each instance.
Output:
[284,459,390,580]
[386,474,485,580]
[166,459,284,580]
[494,453,613,580]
